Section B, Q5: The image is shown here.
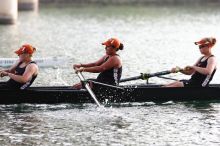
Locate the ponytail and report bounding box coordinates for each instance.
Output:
[116,43,124,51]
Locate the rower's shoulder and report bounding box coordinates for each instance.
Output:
[27,62,38,70]
[208,55,217,60]
[207,55,217,65]
[210,55,216,58]
[110,55,121,61]
[110,55,122,67]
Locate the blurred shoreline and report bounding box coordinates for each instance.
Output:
[39,0,220,6]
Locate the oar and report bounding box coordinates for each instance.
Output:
[75,70,101,107]
[88,80,124,90]
[156,75,178,81]
[120,70,171,83]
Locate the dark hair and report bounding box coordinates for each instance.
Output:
[212,38,216,45]
[116,43,124,51]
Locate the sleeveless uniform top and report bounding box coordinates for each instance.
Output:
[6,61,38,89]
[188,55,216,87]
[96,55,122,85]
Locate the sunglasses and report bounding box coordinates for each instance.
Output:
[105,46,115,49]
[199,44,209,49]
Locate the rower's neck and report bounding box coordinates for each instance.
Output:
[109,53,117,57]
[204,53,212,58]
[23,58,32,64]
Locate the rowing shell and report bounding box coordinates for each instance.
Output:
[0,57,66,68]
[0,83,220,104]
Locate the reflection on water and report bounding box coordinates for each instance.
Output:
[0,4,220,146]
[0,103,220,145]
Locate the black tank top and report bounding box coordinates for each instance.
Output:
[189,55,216,87]
[96,55,122,85]
[6,61,38,89]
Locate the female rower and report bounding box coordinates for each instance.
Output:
[0,44,39,89]
[165,37,217,87]
[73,38,124,89]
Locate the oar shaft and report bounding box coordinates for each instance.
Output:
[89,80,124,90]
[84,84,101,106]
[120,70,172,82]
[157,76,178,81]
[120,75,142,83]
[146,70,171,78]
[76,71,101,107]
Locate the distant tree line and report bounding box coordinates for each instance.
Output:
[40,0,220,5]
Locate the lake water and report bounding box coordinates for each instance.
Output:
[0,4,220,146]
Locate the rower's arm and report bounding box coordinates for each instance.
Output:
[4,60,20,73]
[180,57,203,75]
[81,56,106,67]
[8,64,38,83]
[192,57,217,75]
[83,56,121,73]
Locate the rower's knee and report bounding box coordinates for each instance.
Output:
[72,83,82,89]
[174,81,184,87]
[164,81,184,87]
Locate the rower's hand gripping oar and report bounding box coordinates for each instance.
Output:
[120,70,174,83]
[75,69,101,107]
[155,67,185,81]
[120,67,184,83]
